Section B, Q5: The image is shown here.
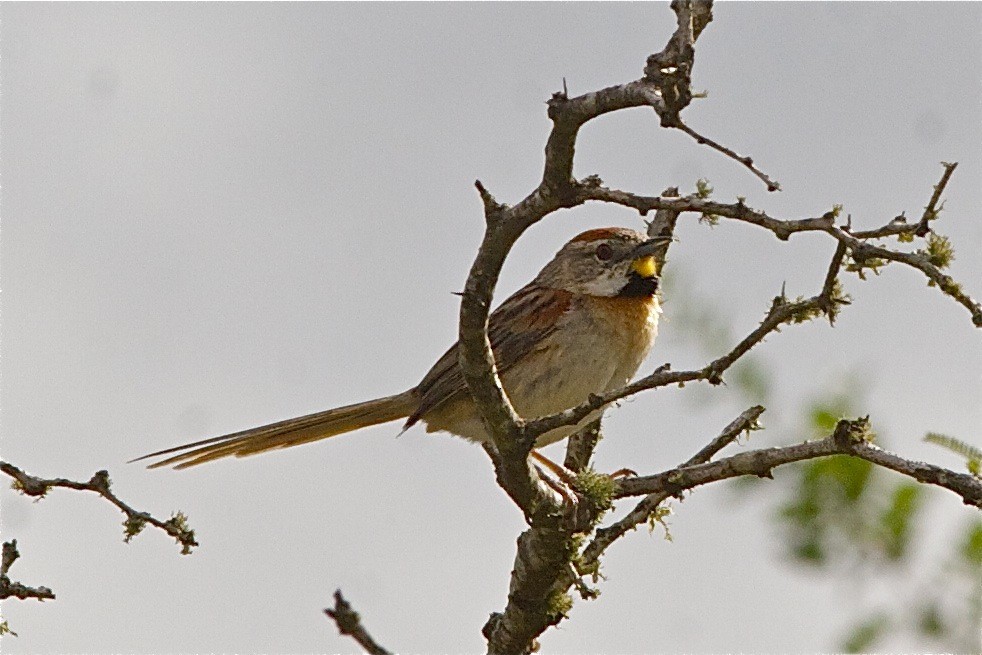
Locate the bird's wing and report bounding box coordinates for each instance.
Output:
[405,284,573,428]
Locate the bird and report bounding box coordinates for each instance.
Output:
[136,227,669,470]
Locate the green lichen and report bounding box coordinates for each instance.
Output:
[847,416,877,444]
[920,232,954,269]
[789,301,823,324]
[695,178,713,199]
[574,469,616,513]
[166,511,197,555]
[699,213,720,227]
[826,279,852,324]
[923,197,946,222]
[123,514,149,543]
[546,588,574,620]
[846,257,888,280]
[648,505,673,541]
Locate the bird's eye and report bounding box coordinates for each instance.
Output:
[595,243,614,261]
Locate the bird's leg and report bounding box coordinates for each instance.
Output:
[532,462,578,505]
[530,450,578,486]
[531,450,637,482]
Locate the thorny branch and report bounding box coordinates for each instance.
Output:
[0,461,198,555]
[452,2,979,654]
[324,590,393,655]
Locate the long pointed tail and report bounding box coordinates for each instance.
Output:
[133,390,418,469]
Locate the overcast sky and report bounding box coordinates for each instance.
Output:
[2,3,980,653]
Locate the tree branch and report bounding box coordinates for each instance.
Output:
[324,590,393,655]
[0,461,198,555]
[0,540,55,601]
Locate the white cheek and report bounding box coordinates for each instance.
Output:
[578,267,626,296]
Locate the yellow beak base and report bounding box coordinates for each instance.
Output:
[631,255,658,279]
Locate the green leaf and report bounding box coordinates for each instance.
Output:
[917,602,945,637]
[879,482,922,560]
[925,433,982,476]
[960,520,982,566]
[841,614,889,652]
[730,359,770,404]
[792,540,825,565]
[805,455,873,502]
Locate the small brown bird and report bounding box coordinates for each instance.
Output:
[137,227,668,469]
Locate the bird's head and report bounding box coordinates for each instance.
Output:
[535,227,671,298]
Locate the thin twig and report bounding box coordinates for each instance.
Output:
[0,461,198,554]
[919,161,959,229]
[674,121,781,192]
[576,184,834,239]
[685,405,765,466]
[324,590,393,655]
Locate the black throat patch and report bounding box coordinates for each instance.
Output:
[618,274,659,298]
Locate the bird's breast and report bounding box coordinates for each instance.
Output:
[583,294,661,356]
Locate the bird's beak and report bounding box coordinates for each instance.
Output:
[628,236,671,278]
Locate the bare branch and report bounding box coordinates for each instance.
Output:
[0,461,198,554]
[457,4,977,654]
[324,590,393,655]
[0,540,55,601]
[824,163,955,240]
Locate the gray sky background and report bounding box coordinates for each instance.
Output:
[2,2,980,653]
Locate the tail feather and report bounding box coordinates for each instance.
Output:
[133,390,418,469]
